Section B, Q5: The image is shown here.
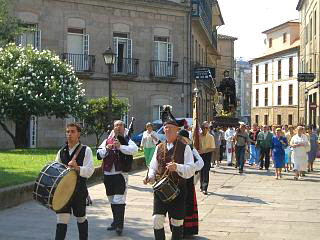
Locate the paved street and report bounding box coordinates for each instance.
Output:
[1,161,320,240]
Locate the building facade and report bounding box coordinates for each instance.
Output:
[296,0,320,127]
[191,0,224,123]
[0,0,225,148]
[235,60,252,125]
[250,20,300,127]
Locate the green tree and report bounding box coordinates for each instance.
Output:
[82,96,129,147]
[0,44,86,148]
[0,0,26,47]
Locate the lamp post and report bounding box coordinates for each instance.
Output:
[102,47,116,128]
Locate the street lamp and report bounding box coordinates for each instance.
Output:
[102,47,116,128]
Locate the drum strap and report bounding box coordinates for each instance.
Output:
[160,142,178,181]
[71,144,83,163]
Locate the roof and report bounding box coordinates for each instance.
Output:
[296,0,304,10]
[218,34,238,41]
[213,0,225,26]
[262,19,299,34]
[249,39,300,64]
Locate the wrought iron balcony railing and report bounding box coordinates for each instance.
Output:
[62,53,95,73]
[150,60,178,78]
[113,57,139,76]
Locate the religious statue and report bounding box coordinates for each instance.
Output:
[217,70,236,115]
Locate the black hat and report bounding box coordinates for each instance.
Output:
[161,105,185,127]
[178,129,190,139]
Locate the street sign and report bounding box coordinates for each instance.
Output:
[193,67,214,80]
[298,73,315,82]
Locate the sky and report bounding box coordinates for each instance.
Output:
[218,0,300,61]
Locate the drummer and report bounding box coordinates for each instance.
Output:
[143,106,196,240]
[54,123,94,240]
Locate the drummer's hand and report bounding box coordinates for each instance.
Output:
[68,160,80,172]
[107,144,113,149]
[166,162,177,172]
[114,140,121,150]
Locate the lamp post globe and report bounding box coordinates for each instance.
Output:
[102,47,116,129]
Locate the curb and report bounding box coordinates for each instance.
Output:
[0,156,146,211]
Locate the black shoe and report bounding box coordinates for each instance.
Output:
[116,227,123,236]
[228,163,232,166]
[107,224,116,231]
[239,170,243,174]
[259,167,263,170]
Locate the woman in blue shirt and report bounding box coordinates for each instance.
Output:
[271,128,288,179]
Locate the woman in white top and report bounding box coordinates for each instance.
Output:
[290,126,310,180]
[141,122,159,167]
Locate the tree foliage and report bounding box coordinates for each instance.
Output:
[0,44,86,148]
[0,0,25,47]
[82,96,129,147]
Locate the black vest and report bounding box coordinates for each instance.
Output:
[59,143,87,185]
[115,135,133,172]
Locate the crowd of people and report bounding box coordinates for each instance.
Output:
[50,115,318,240]
[205,123,318,180]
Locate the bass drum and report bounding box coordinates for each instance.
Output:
[33,162,78,212]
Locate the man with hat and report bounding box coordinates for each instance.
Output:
[143,106,196,240]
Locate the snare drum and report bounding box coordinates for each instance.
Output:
[153,177,180,203]
[33,162,78,211]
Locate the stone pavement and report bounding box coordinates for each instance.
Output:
[1,161,320,240]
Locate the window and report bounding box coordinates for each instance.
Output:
[255,115,259,124]
[264,115,268,125]
[256,89,259,107]
[256,65,259,83]
[265,63,268,82]
[289,57,293,77]
[192,35,194,61]
[264,87,268,106]
[288,114,293,125]
[195,40,198,63]
[67,27,90,72]
[269,38,272,48]
[152,105,164,121]
[153,36,173,77]
[277,115,282,125]
[289,84,293,105]
[283,33,287,43]
[310,58,312,72]
[278,85,282,105]
[28,116,37,148]
[114,33,133,74]
[278,60,281,80]
[17,24,41,50]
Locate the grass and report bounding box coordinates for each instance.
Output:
[0,148,144,188]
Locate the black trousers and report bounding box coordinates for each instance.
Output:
[200,152,212,192]
[260,148,271,170]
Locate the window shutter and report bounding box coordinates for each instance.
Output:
[83,34,89,55]
[154,41,159,60]
[167,43,173,76]
[83,34,89,71]
[127,38,132,73]
[113,37,119,73]
[35,30,41,50]
[16,35,22,45]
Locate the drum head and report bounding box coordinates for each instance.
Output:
[52,170,78,211]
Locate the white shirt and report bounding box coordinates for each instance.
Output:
[55,143,94,179]
[148,142,196,181]
[225,128,235,142]
[141,130,159,148]
[97,138,138,175]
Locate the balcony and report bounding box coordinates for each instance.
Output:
[113,57,139,76]
[192,0,216,49]
[62,53,95,73]
[150,60,178,79]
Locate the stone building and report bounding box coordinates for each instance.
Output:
[0,0,225,148]
[235,60,252,125]
[296,0,319,127]
[250,20,300,127]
